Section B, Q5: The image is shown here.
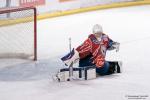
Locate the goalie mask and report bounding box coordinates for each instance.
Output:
[93,24,103,34]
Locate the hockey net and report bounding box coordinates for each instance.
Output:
[0,7,37,60]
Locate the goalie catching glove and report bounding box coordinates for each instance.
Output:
[108,42,120,52]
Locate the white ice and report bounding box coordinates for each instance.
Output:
[0,5,150,100]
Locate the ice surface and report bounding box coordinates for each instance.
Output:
[0,5,150,100]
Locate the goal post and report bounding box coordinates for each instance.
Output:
[0,6,37,60]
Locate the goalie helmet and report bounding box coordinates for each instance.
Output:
[93,24,103,34]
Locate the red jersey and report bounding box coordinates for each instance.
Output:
[76,33,113,68]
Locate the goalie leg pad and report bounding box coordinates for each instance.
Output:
[55,66,96,82]
[107,61,122,74]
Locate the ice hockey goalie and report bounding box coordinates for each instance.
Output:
[58,24,122,81]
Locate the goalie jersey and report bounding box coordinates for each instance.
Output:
[76,33,114,67]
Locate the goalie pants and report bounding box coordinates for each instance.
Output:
[79,55,110,75]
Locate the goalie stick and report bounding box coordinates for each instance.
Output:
[67,37,74,81]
